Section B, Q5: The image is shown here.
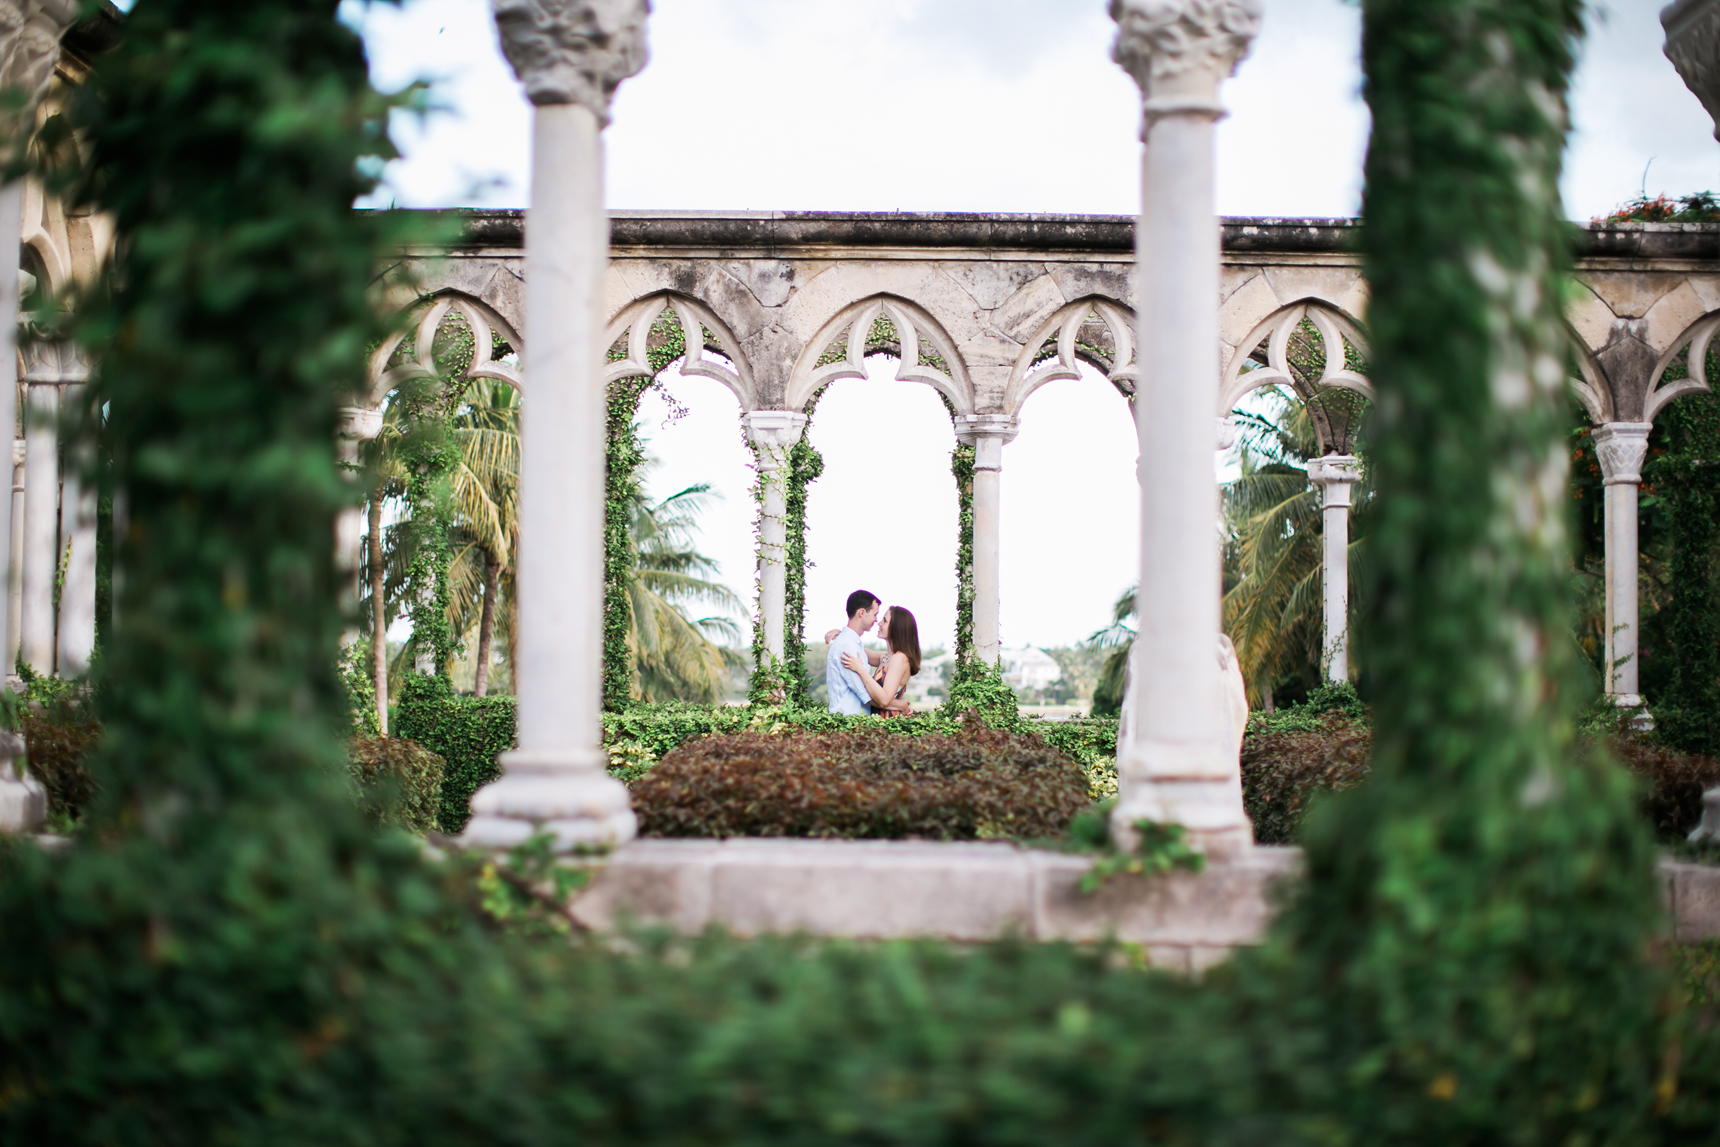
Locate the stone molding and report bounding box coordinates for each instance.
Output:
[492,0,648,120]
[1593,421,1652,486]
[19,338,86,386]
[954,414,1018,472]
[1665,0,1720,141]
[1110,0,1262,124]
[1306,453,1363,509]
[336,405,384,442]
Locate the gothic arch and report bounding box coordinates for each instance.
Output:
[1642,309,1720,425]
[603,292,756,410]
[365,291,523,409]
[784,295,973,414]
[1567,328,1614,425]
[1003,296,1137,414]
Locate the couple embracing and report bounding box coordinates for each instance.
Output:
[824,589,921,717]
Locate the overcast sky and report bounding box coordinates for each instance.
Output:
[342,0,1718,653]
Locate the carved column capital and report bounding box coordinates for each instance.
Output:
[954,414,1019,471]
[1664,0,1720,141]
[742,409,808,468]
[1593,421,1652,486]
[492,0,649,121]
[337,405,384,442]
[0,0,79,129]
[1306,453,1363,509]
[1109,0,1261,125]
[19,337,85,386]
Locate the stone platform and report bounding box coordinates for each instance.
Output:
[571,839,1303,972]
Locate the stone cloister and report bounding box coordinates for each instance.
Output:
[4,0,1720,943]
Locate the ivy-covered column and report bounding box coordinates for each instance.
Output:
[954,414,1016,666]
[1109,0,1259,857]
[743,409,807,696]
[19,343,87,675]
[464,0,647,851]
[1594,421,1651,707]
[1306,452,1362,682]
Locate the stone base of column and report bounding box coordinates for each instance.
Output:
[0,770,45,833]
[461,747,637,852]
[1112,742,1253,862]
[1611,693,1655,732]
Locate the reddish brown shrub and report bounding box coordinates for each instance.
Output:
[633,724,1091,840]
[1240,715,1374,845]
[1614,735,1720,841]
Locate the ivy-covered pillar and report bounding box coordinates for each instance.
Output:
[1594,420,1651,706]
[19,342,87,676]
[954,414,1016,666]
[1110,0,1259,858]
[1306,452,1362,682]
[463,0,647,851]
[743,409,808,691]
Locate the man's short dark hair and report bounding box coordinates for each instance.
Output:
[846,590,880,619]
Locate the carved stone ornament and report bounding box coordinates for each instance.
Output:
[0,0,79,130]
[1593,421,1652,486]
[19,336,86,385]
[1110,0,1262,114]
[492,0,649,119]
[1664,0,1720,141]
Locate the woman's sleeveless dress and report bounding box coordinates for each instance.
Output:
[871,653,907,717]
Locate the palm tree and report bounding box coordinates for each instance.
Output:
[625,461,745,703]
[447,379,520,696]
[1221,388,1371,707]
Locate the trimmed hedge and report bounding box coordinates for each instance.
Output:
[20,704,101,823]
[392,677,515,833]
[1240,713,1373,844]
[633,723,1092,840]
[348,736,445,834]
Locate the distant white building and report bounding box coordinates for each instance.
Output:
[1001,646,1062,691]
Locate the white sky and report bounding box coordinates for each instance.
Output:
[339,0,1717,650]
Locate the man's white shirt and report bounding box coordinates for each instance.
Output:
[825,626,872,715]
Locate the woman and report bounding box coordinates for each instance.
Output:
[840,605,920,717]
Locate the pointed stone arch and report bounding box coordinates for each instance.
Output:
[603,292,756,410]
[365,291,523,410]
[1643,309,1720,425]
[1003,296,1138,414]
[784,295,973,414]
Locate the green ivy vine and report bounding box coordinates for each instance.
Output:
[780,402,824,707]
[602,305,689,711]
[950,440,975,666]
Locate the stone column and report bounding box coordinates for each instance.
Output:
[463,0,648,851]
[742,409,808,669]
[1110,0,1260,858]
[20,377,57,674]
[1594,422,1652,706]
[954,414,1018,666]
[55,382,95,677]
[8,436,22,677]
[1305,453,1362,683]
[335,406,382,648]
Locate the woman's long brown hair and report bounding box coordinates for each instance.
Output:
[886,607,921,675]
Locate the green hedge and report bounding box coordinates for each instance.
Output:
[393,676,516,833]
[347,735,445,835]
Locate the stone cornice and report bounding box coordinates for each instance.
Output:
[420,209,1720,263]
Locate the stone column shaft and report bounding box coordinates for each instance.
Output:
[55,383,95,676]
[955,414,1017,666]
[743,410,808,668]
[20,381,57,675]
[1595,422,1651,704]
[1111,0,1260,858]
[1306,453,1362,683]
[8,438,23,676]
[464,0,648,851]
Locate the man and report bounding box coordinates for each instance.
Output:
[825,589,880,715]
